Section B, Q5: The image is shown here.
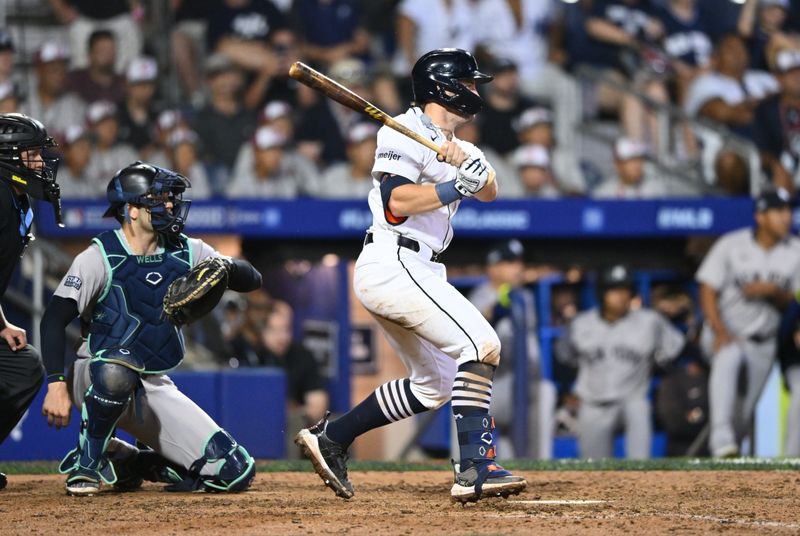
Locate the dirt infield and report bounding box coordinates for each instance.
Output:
[1,470,798,535]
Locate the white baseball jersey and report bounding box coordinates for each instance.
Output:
[558,308,684,402]
[696,227,800,338]
[369,106,466,254]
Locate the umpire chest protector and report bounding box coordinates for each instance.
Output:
[88,229,192,373]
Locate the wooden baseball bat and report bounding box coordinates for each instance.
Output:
[288,61,495,187]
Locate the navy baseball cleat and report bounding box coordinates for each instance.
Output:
[295,412,354,499]
[450,459,527,502]
[0,472,6,490]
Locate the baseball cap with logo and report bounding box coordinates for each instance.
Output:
[511,144,550,169]
[773,48,800,73]
[755,187,792,212]
[36,41,70,63]
[487,239,524,265]
[253,126,287,150]
[86,100,117,125]
[126,56,158,84]
[614,137,649,161]
[346,122,378,145]
[513,107,553,132]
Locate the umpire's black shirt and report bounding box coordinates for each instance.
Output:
[0,180,28,297]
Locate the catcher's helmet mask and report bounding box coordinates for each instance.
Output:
[0,113,63,224]
[104,161,192,237]
[411,48,493,117]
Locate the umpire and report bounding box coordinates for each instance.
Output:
[0,113,63,489]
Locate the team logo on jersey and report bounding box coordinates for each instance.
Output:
[145,272,163,286]
[64,275,82,290]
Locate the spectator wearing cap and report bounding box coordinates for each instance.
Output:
[753,48,800,192]
[193,53,256,183]
[556,264,685,459]
[314,122,377,198]
[56,125,102,199]
[468,239,555,459]
[66,29,125,105]
[290,0,370,68]
[243,28,302,110]
[48,0,143,73]
[259,100,294,139]
[593,138,667,199]
[0,29,14,84]
[21,41,86,137]
[167,128,212,200]
[117,56,159,155]
[514,106,587,194]
[227,125,316,198]
[738,0,795,73]
[0,82,17,113]
[84,100,138,184]
[477,58,538,156]
[506,144,561,199]
[295,58,370,166]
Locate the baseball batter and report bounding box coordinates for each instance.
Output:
[697,188,800,457]
[296,48,526,502]
[40,162,263,495]
[557,265,685,459]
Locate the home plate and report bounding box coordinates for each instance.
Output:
[509,500,608,505]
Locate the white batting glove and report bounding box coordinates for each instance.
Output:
[455,152,493,197]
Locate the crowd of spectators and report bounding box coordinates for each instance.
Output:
[1,0,799,201]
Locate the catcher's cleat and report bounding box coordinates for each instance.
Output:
[65,467,102,496]
[0,472,6,490]
[295,412,354,499]
[450,459,527,503]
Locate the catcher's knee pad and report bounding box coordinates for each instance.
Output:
[90,357,140,399]
[180,430,255,493]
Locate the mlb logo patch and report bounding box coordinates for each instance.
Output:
[64,275,82,290]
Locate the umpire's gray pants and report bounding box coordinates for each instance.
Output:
[578,396,651,460]
[704,331,775,457]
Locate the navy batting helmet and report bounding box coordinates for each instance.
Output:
[598,264,635,292]
[411,48,492,116]
[104,161,191,236]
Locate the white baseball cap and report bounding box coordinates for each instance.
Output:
[614,137,649,161]
[511,144,550,168]
[513,107,553,132]
[86,100,117,124]
[259,100,292,123]
[36,41,70,63]
[64,125,89,145]
[168,128,199,148]
[346,122,378,145]
[253,126,287,150]
[774,48,800,73]
[126,56,158,84]
[0,81,15,101]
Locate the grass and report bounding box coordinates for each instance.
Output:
[3,457,800,475]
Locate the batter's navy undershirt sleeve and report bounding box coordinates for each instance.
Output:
[228,259,262,292]
[40,295,79,382]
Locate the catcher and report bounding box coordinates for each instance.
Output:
[40,161,263,495]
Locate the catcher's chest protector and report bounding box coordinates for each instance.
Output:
[88,229,192,373]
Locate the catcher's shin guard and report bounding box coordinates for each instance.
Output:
[450,415,526,502]
[166,430,255,492]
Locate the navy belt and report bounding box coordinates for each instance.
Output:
[364,232,441,262]
[748,333,773,344]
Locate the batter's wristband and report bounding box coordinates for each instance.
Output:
[47,373,66,383]
[435,180,463,206]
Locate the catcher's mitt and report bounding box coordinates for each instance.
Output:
[163,256,231,325]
